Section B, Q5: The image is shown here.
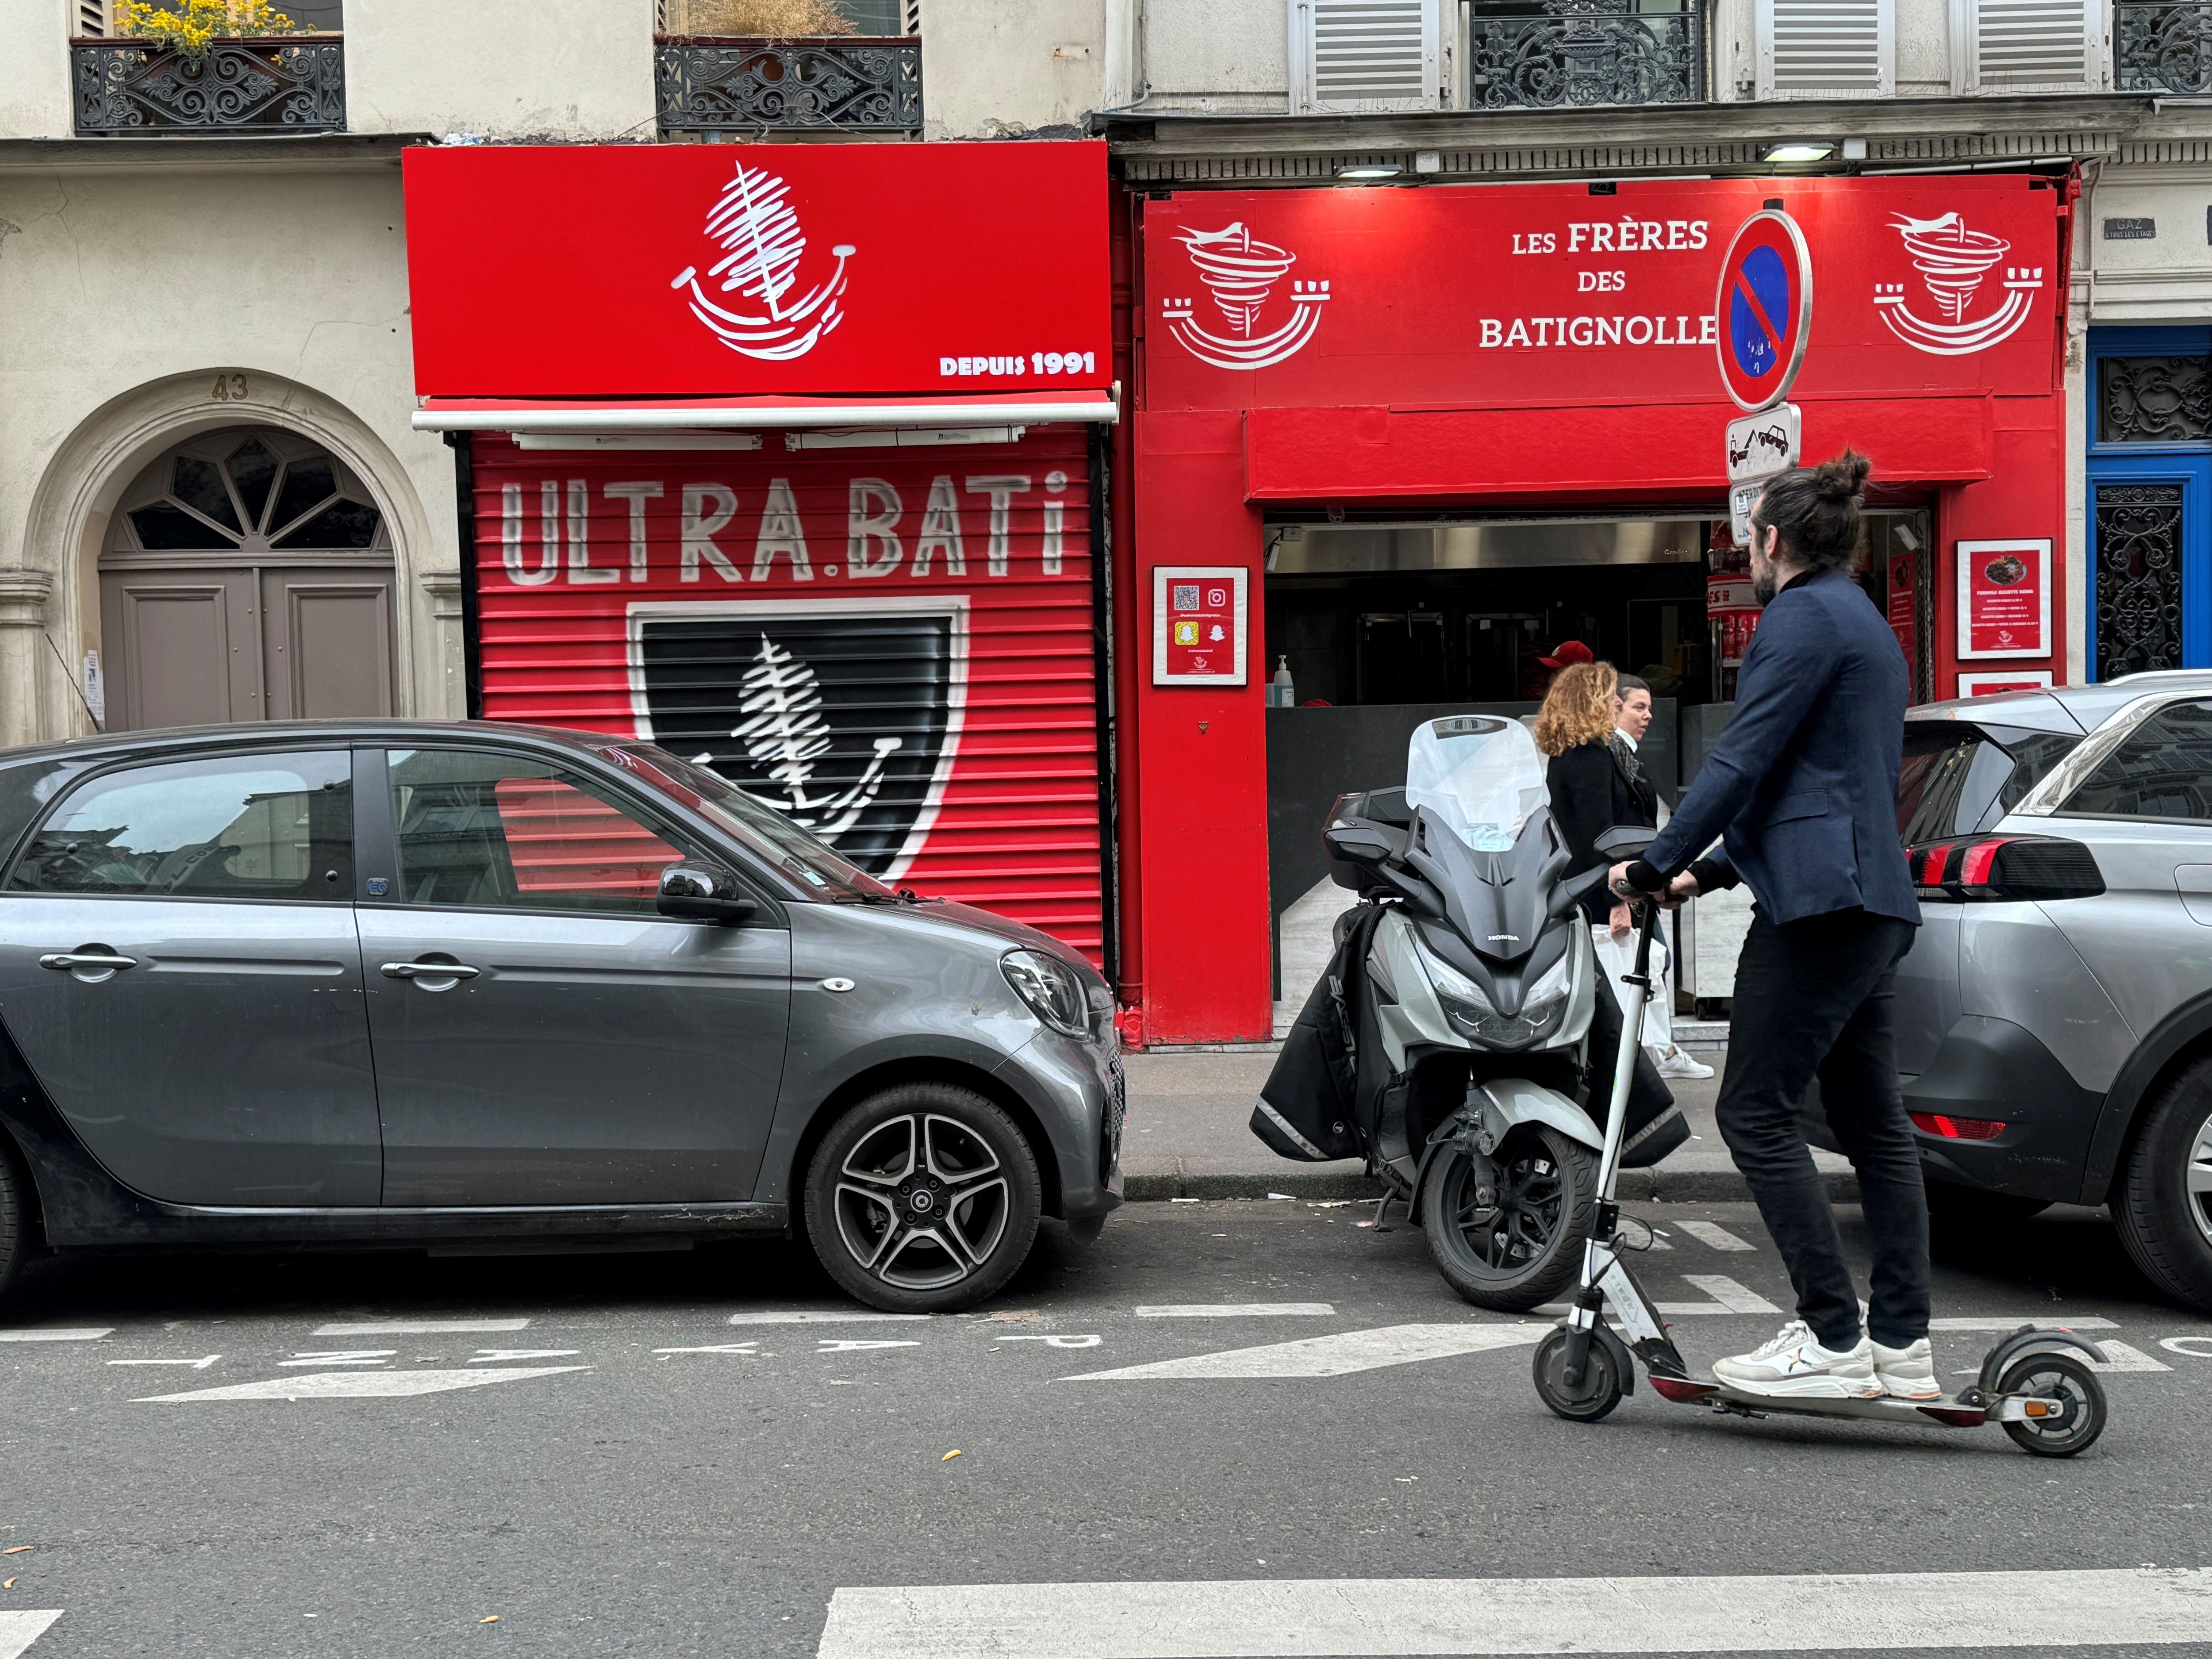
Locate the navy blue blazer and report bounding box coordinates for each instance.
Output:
[1645,568,1920,927]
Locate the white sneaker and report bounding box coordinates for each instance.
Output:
[1713,1321,1882,1398]
[1655,1047,1715,1080]
[1873,1337,1941,1400]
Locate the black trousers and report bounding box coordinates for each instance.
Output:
[1717,906,1928,1350]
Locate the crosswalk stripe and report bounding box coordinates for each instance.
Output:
[727,1311,932,1325]
[134,1366,588,1402]
[1677,1221,1754,1252]
[1655,1276,1782,1315]
[312,1319,529,1336]
[814,1567,2212,1658]
[1930,1316,2120,1330]
[2088,1339,2171,1373]
[1062,1323,1545,1380]
[1131,1304,1334,1318]
[0,1329,112,1343]
[0,1612,61,1659]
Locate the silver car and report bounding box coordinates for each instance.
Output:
[0,722,1122,1312]
[1862,671,2212,1311]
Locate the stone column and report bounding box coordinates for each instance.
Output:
[0,568,56,750]
[418,569,468,719]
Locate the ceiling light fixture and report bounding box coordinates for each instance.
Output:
[1762,141,1836,163]
[1333,161,1404,180]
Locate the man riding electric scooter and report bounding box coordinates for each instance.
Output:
[1608,449,1934,1402]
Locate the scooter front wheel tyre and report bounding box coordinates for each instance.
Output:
[1420,1127,1597,1312]
[1533,1325,1628,1422]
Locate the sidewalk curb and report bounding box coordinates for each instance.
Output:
[1124,1169,1859,1204]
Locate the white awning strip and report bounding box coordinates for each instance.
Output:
[412,396,1118,433]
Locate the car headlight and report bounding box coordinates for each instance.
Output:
[1002,949,1091,1039]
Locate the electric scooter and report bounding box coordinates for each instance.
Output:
[1529,828,2111,1458]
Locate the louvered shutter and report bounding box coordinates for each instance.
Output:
[77,0,107,35]
[1290,0,1443,114]
[1757,0,1893,97]
[1955,0,2100,90]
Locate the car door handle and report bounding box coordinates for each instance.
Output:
[380,961,481,980]
[38,952,138,972]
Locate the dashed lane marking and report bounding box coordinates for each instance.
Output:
[0,1611,61,1659]
[1931,1316,2121,1330]
[812,1567,2212,1658]
[1131,1304,1335,1318]
[2089,1339,2172,1373]
[1676,1221,1755,1252]
[312,1319,530,1336]
[106,1356,220,1370]
[727,1311,931,1326]
[1062,1323,1545,1381]
[1656,1276,1782,1315]
[0,1329,111,1343]
[134,1366,588,1402]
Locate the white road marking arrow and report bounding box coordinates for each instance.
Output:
[469,1349,581,1363]
[106,1356,221,1370]
[655,1342,762,1356]
[0,1610,62,1659]
[817,1340,922,1353]
[995,1335,1101,1349]
[135,1366,587,1402]
[1064,1323,1546,1381]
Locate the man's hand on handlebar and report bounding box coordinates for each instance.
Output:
[1607,861,1698,909]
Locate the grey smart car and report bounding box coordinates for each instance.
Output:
[1863,671,2212,1311]
[0,722,1122,1311]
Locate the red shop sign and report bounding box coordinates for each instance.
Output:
[467,434,1106,958]
[404,143,1111,399]
[1143,175,2061,413]
[1956,538,2051,660]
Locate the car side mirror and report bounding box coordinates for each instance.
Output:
[657,860,757,924]
[1594,824,1658,860]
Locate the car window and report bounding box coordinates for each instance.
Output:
[609,745,895,902]
[387,749,694,915]
[6,751,352,901]
[2063,699,2212,822]
[1897,724,2079,840]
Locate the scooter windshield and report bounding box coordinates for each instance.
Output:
[1403,715,1550,853]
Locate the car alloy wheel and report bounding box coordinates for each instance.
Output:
[2114,1058,2212,1314]
[2188,1108,2212,1252]
[805,1084,1042,1313]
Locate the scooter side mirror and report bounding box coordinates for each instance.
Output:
[1594,824,1659,860]
[1550,864,1611,918]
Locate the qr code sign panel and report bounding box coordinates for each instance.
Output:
[1171,584,1199,610]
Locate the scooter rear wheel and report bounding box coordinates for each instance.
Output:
[1533,1325,1628,1423]
[1997,1351,2107,1458]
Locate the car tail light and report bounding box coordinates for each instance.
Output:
[1906,836,2104,902]
[1910,1111,2007,1140]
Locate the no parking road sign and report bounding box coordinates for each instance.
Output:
[1714,208,1813,413]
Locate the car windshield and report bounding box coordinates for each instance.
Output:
[1403,715,1550,852]
[608,745,895,902]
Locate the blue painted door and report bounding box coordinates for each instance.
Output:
[2087,329,2212,679]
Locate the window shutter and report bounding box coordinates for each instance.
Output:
[1757,0,1893,97]
[1290,0,1443,114]
[903,0,922,36]
[77,0,108,35]
[1955,0,2100,90]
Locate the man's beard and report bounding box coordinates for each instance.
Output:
[1751,560,1778,606]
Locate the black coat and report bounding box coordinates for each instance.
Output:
[1547,737,1658,924]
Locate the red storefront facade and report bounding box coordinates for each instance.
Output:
[403,142,1118,962]
[1115,173,2074,1045]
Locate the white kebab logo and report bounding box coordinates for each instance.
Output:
[672,161,854,361]
[1873,211,2043,357]
[1160,223,1330,370]
[727,635,900,844]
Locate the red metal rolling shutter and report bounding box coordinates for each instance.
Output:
[467,430,1105,963]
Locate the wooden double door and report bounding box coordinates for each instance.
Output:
[100,564,396,730]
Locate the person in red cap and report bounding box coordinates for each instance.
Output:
[1523,638,1594,699]
[1539,640,1595,670]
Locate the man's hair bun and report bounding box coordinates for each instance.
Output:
[1813,448,1872,504]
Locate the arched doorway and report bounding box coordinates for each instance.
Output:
[100,427,398,730]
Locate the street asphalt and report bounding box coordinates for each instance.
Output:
[2,1194,2209,1658]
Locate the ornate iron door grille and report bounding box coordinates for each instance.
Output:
[2116,1,2212,93]
[656,36,922,134]
[2096,482,2186,677]
[1465,0,1706,108]
[72,36,346,134]
[2099,355,2212,443]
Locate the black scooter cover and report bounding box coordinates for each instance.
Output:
[1249,906,1384,1162]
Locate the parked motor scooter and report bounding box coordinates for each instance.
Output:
[1253,715,1687,1311]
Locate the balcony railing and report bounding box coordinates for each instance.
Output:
[72,35,346,135]
[655,35,922,135]
[1464,0,1705,109]
[2116,0,2212,92]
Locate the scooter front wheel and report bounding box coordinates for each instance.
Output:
[1533,1325,1629,1422]
[1421,1126,1597,1312]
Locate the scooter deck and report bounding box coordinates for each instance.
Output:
[1647,1373,1987,1429]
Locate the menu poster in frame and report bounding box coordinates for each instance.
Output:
[1957,670,2055,697]
[1152,565,1248,686]
[1956,538,2051,661]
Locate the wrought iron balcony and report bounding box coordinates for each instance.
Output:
[655,36,922,135]
[72,35,345,136]
[2116,0,2212,93]
[1464,0,1705,109]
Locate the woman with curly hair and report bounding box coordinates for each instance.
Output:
[1536,660,1654,929]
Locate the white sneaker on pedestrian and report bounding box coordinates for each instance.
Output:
[1872,1336,1941,1400]
[1712,1321,1882,1398]
[1655,1046,1715,1080]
